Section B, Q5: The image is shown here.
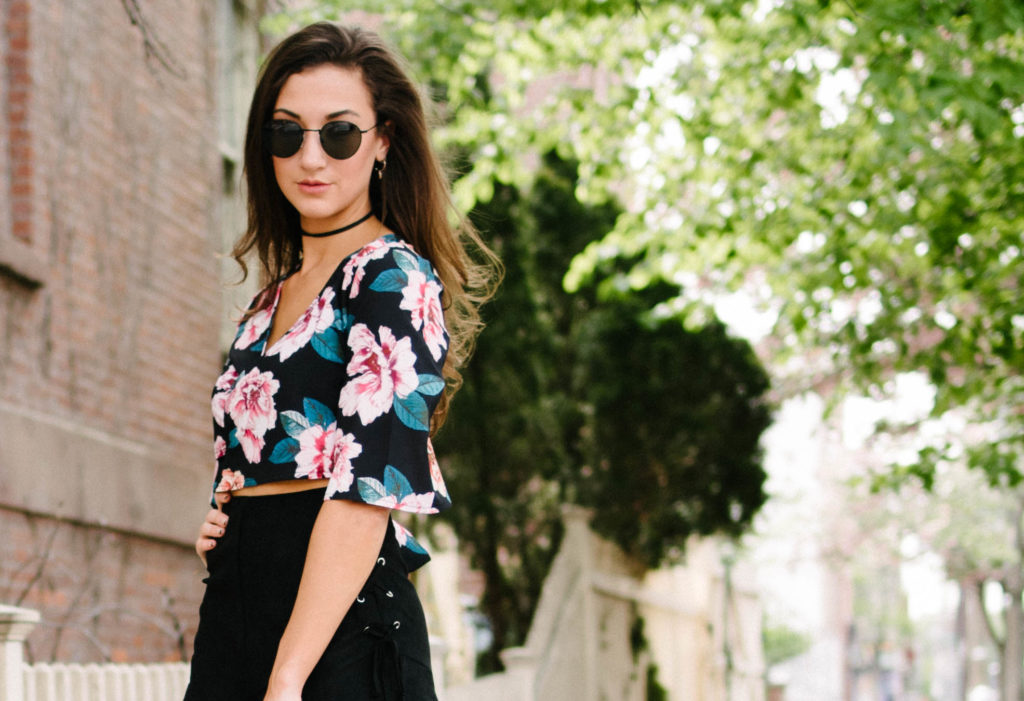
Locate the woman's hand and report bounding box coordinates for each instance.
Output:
[194,491,231,566]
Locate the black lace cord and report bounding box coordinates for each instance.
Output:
[365,623,404,700]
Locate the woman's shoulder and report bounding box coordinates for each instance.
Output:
[337,233,440,296]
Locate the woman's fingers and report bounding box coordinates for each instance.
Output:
[195,506,229,564]
[195,536,211,565]
[207,508,229,528]
[200,519,226,538]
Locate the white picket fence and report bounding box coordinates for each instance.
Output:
[23,663,189,701]
[0,606,189,701]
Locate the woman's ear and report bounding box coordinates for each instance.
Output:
[376,121,392,161]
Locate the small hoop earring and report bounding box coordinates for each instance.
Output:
[375,158,387,180]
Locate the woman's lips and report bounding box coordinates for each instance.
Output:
[298,180,330,194]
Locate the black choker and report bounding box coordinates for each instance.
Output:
[301,211,373,238]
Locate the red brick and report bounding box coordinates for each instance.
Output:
[1,0,224,662]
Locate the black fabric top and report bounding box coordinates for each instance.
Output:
[209,233,449,568]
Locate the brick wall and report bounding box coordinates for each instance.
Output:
[0,0,234,663]
[1,0,220,456]
[5,0,32,245]
[0,506,203,663]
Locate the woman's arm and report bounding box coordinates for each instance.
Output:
[264,498,391,701]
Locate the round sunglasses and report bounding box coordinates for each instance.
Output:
[264,120,379,160]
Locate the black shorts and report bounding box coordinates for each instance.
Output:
[183,489,437,700]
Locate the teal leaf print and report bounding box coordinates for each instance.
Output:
[370,269,408,293]
[394,391,429,431]
[311,328,345,364]
[403,532,429,555]
[358,476,389,503]
[244,477,258,487]
[228,429,239,448]
[280,410,310,438]
[334,308,353,332]
[416,374,444,397]
[269,437,300,463]
[303,397,335,428]
[393,249,418,273]
[383,465,415,500]
[357,465,414,504]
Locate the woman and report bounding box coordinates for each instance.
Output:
[185,22,497,701]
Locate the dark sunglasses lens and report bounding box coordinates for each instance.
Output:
[267,122,303,158]
[320,122,362,159]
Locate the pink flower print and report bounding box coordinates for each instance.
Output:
[426,439,449,499]
[227,368,280,463]
[214,436,227,459]
[392,520,414,547]
[233,291,277,350]
[217,468,246,492]
[267,287,336,360]
[294,423,363,485]
[215,365,239,391]
[365,490,437,513]
[338,324,418,425]
[400,271,447,361]
[341,238,393,297]
[294,424,334,480]
[211,391,230,428]
[211,366,239,427]
[324,432,362,497]
[398,491,437,512]
[236,429,266,463]
[228,368,280,434]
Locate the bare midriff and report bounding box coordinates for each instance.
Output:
[232,478,330,497]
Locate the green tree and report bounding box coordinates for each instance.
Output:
[269,0,1023,687]
[278,0,1022,489]
[297,0,1023,690]
[431,156,611,671]
[575,291,771,568]
[431,153,771,669]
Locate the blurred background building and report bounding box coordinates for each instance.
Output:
[0,0,263,663]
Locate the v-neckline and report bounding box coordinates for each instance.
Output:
[260,233,395,357]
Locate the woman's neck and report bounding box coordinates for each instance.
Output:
[297,217,384,274]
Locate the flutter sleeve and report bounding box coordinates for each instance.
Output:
[325,241,452,515]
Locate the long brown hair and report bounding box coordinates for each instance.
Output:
[233,22,500,431]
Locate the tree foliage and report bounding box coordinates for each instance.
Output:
[428,157,605,671]
[428,153,770,668]
[576,293,771,567]
[283,0,1024,489]
[272,0,1024,678]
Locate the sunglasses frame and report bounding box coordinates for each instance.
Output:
[264,119,379,160]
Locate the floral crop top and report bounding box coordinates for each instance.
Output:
[209,233,450,570]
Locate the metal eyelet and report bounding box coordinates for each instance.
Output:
[356,596,365,604]
[385,590,394,598]
[393,620,401,629]
[377,557,386,566]
[363,625,370,632]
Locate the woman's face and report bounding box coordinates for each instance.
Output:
[271,64,388,233]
